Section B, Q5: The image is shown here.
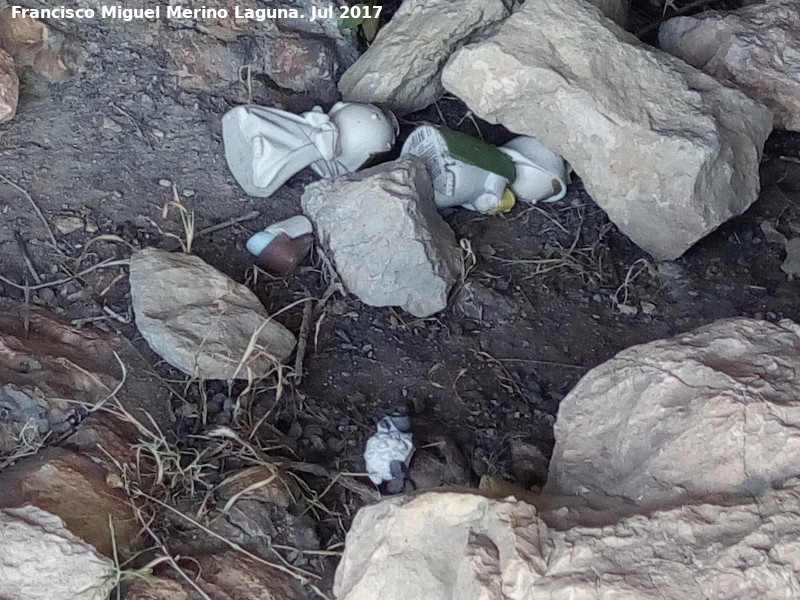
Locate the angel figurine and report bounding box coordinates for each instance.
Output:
[222,102,398,198]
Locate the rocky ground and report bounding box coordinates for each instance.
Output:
[2,0,800,598]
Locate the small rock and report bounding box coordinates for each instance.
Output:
[442,0,772,260]
[660,0,800,131]
[509,440,549,488]
[53,214,85,235]
[546,317,800,508]
[84,217,99,233]
[0,506,115,600]
[781,238,800,279]
[338,0,511,115]
[301,157,461,317]
[101,117,122,133]
[760,220,787,245]
[128,248,296,380]
[640,301,657,315]
[157,178,172,187]
[261,33,339,103]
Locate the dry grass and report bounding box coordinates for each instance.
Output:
[0,421,50,471]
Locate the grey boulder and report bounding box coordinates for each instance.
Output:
[301,157,461,318]
[660,0,800,131]
[442,0,773,260]
[338,0,511,116]
[129,248,296,380]
[547,318,800,508]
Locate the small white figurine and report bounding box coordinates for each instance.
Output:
[222,102,398,198]
[364,413,414,494]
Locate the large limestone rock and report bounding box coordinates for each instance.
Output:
[302,157,461,318]
[442,0,773,260]
[129,249,296,380]
[660,0,800,131]
[338,0,511,116]
[334,487,800,600]
[547,318,800,508]
[0,505,115,600]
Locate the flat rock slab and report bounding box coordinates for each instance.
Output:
[660,0,800,131]
[335,488,800,600]
[0,505,115,600]
[338,0,511,116]
[546,317,800,508]
[442,0,773,260]
[302,157,461,318]
[129,248,296,380]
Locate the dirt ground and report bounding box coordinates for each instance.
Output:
[2,0,800,596]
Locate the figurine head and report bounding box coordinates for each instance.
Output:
[328,102,398,172]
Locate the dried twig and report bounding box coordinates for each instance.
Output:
[292,298,314,385]
[0,258,129,292]
[0,174,61,253]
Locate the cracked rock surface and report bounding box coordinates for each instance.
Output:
[546,317,800,508]
[301,157,461,318]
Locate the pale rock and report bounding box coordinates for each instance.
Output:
[442,0,773,260]
[0,505,115,600]
[338,0,511,116]
[0,47,17,123]
[301,157,461,318]
[547,317,800,508]
[53,214,85,234]
[335,487,800,600]
[129,248,296,380]
[660,0,800,131]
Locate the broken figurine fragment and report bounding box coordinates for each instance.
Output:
[401,125,568,214]
[246,215,314,275]
[222,102,398,198]
[364,411,414,494]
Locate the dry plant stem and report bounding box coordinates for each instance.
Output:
[13,231,42,284]
[133,490,322,585]
[0,173,62,253]
[293,298,315,385]
[0,258,129,292]
[195,210,260,238]
[134,510,215,600]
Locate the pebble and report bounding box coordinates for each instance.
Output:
[158,179,172,187]
[53,215,84,235]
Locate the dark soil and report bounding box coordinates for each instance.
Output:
[2,0,799,596]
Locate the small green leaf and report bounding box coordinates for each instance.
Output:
[437,127,516,181]
[340,4,369,30]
